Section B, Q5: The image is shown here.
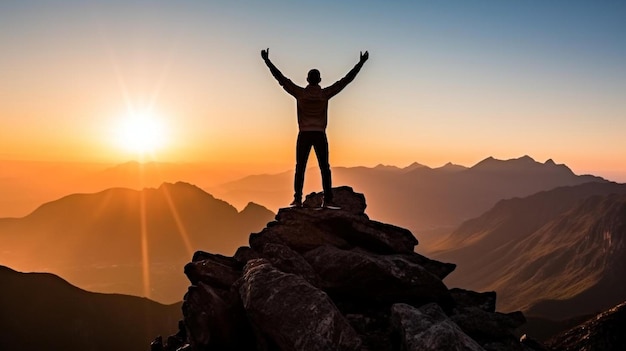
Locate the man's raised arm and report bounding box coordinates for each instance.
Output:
[261,48,296,93]
[325,51,369,98]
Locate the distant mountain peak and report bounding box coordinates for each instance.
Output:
[403,162,428,171]
[544,159,556,166]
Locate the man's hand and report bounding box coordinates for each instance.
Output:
[360,50,369,64]
[261,48,269,61]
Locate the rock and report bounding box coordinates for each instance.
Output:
[451,307,526,346]
[249,208,352,253]
[192,250,239,267]
[182,282,254,350]
[233,246,263,267]
[260,243,319,285]
[184,257,241,289]
[304,245,452,307]
[239,259,362,351]
[302,185,367,214]
[450,288,497,312]
[251,203,418,254]
[399,251,456,280]
[391,303,485,351]
[150,336,164,351]
[153,186,533,351]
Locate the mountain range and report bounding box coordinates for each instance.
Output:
[209,156,606,247]
[0,265,181,351]
[0,182,274,303]
[432,181,626,319]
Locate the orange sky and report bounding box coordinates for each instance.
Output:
[1,1,625,182]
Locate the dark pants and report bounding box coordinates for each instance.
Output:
[294,131,332,201]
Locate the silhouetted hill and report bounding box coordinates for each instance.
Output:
[210,156,606,247]
[431,182,626,319]
[0,265,181,351]
[0,182,274,303]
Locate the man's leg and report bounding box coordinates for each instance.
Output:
[294,132,314,203]
[312,132,332,202]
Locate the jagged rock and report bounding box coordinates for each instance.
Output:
[345,312,393,351]
[391,303,485,351]
[182,282,253,350]
[303,185,367,214]
[233,246,263,267]
[249,208,352,253]
[304,245,452,307]
[154,187,533,351]
[450,288,497,312]
[192,251,239,267]
[260,243,319,285]
[251,205,418,254]
[184,257,241,289]
[239,259,362,351]
[398,251,456,279]
[150,336,164,351]
[451,307,526,347]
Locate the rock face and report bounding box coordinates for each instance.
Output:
[153,186,533,351]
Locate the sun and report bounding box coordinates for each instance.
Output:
[115,110,167,156]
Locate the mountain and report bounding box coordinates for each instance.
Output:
[0,160,257,218]
[0,182,274,303]
[546,300,626,351]
[152,187,532,351]
[0,265,181,351]
[209,156,606,248]
[431,182,626,319]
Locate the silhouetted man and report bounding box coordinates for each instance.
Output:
[261,48,369,208]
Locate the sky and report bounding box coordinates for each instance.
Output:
[1,0,625,181]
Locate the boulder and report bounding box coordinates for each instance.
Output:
[249,209,352,253]
[184,258,241,289]
[450,288,497,312]
[304,245,452,307]
[251,204,418,255]
[182,282,253,350]
[239,259,362,351]
[260,243,319,285]
[302,185,367,214]
[391,303,485,351]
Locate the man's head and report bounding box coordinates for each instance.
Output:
[307,69,321,85]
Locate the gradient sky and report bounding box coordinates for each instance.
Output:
[1,0,625,180]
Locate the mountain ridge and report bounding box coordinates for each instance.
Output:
[0,182,275,303]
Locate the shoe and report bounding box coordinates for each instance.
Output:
[290,198,302,208]
[322,199,340,209]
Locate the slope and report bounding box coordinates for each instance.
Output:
[0,265,181,351]
[0,182,274,303]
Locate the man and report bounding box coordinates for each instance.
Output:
[261,48,369,208]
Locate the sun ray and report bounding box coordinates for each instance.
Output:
[161,184,195,258]
[138,164,151,299]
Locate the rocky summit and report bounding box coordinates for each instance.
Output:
[151,186,537,351]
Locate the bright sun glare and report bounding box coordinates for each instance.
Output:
[115,110,167,155]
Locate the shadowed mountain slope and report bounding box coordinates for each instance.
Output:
[546,300,626,351]
[432,182,626,319]
[210,156,605,242]
[0,182,274,303]
[0,265,181,351]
